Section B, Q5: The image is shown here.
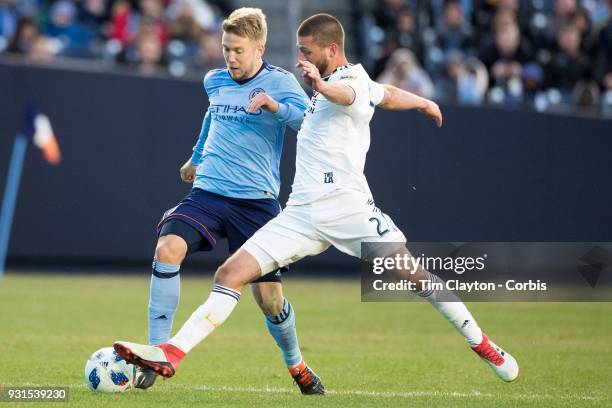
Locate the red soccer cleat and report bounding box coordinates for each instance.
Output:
[289,359,325,395]
[113,341,185,379]
[472,333,519,382]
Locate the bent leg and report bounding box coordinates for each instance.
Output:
[166,205,329,354]
[391,246,518,381]
[319,191,483,347]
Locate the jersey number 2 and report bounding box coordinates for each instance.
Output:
[369,217,389,236]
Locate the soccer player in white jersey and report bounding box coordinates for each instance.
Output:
[115,13,519,387]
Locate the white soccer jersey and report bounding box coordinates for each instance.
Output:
[242,63,406,273]
[287,63,385,206]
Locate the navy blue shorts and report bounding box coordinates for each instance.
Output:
[157,188,284,283]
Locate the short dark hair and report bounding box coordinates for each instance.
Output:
[297,13,345,49]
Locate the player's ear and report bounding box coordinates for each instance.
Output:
[257,42,265,58]
[328,42,337,58]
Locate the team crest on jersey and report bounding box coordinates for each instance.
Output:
[249,88,266,100]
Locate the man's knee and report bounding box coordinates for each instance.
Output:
[155,235,187,265]
[213,250,262,291]
[214,262,240,290]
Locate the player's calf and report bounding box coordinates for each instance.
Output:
[252,282,284,315]
[148,234,187,346]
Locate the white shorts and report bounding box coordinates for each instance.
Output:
[243,189,407,275]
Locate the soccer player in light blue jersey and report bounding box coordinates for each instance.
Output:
[136,8,324,394]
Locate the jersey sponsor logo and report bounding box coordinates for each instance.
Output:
[324,172,334,184]
[340,75,357,81]
[249,87,266,100]
[208,104,262,124]
[209,104,262,115]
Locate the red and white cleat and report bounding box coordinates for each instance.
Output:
[289,359,325,395]
[472,333,519,382]
[113,341,185,379]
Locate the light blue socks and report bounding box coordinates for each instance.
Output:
[148,259,180,345]
[265,299,302,367]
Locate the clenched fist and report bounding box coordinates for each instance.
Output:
[180,159,197,183]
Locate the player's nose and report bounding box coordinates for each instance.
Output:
[226,52,237,64]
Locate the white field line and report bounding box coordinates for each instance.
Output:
[192,385,603,401]
[195,385,492,399]
[3,383,603,401]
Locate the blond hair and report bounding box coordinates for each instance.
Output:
[222,7,267,44]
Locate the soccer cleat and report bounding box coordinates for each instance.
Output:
[113,341,185,379]
[134,367,158,389]
[472,333,519,382]
[289,359,325,395]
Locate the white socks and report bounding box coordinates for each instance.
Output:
[418,272,483,347]
[168,284,240,353]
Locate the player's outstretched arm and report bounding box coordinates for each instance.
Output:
[378,84,442,127]
[297,60,355,106]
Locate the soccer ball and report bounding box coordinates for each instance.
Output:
[84,347,136,392]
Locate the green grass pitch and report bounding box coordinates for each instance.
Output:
[1,273,611,407]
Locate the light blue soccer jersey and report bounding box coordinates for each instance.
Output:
[190,62,308,199]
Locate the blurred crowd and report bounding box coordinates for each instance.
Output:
[1,0,611,116]
[366,0,612,115]
[0,0,229,76]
